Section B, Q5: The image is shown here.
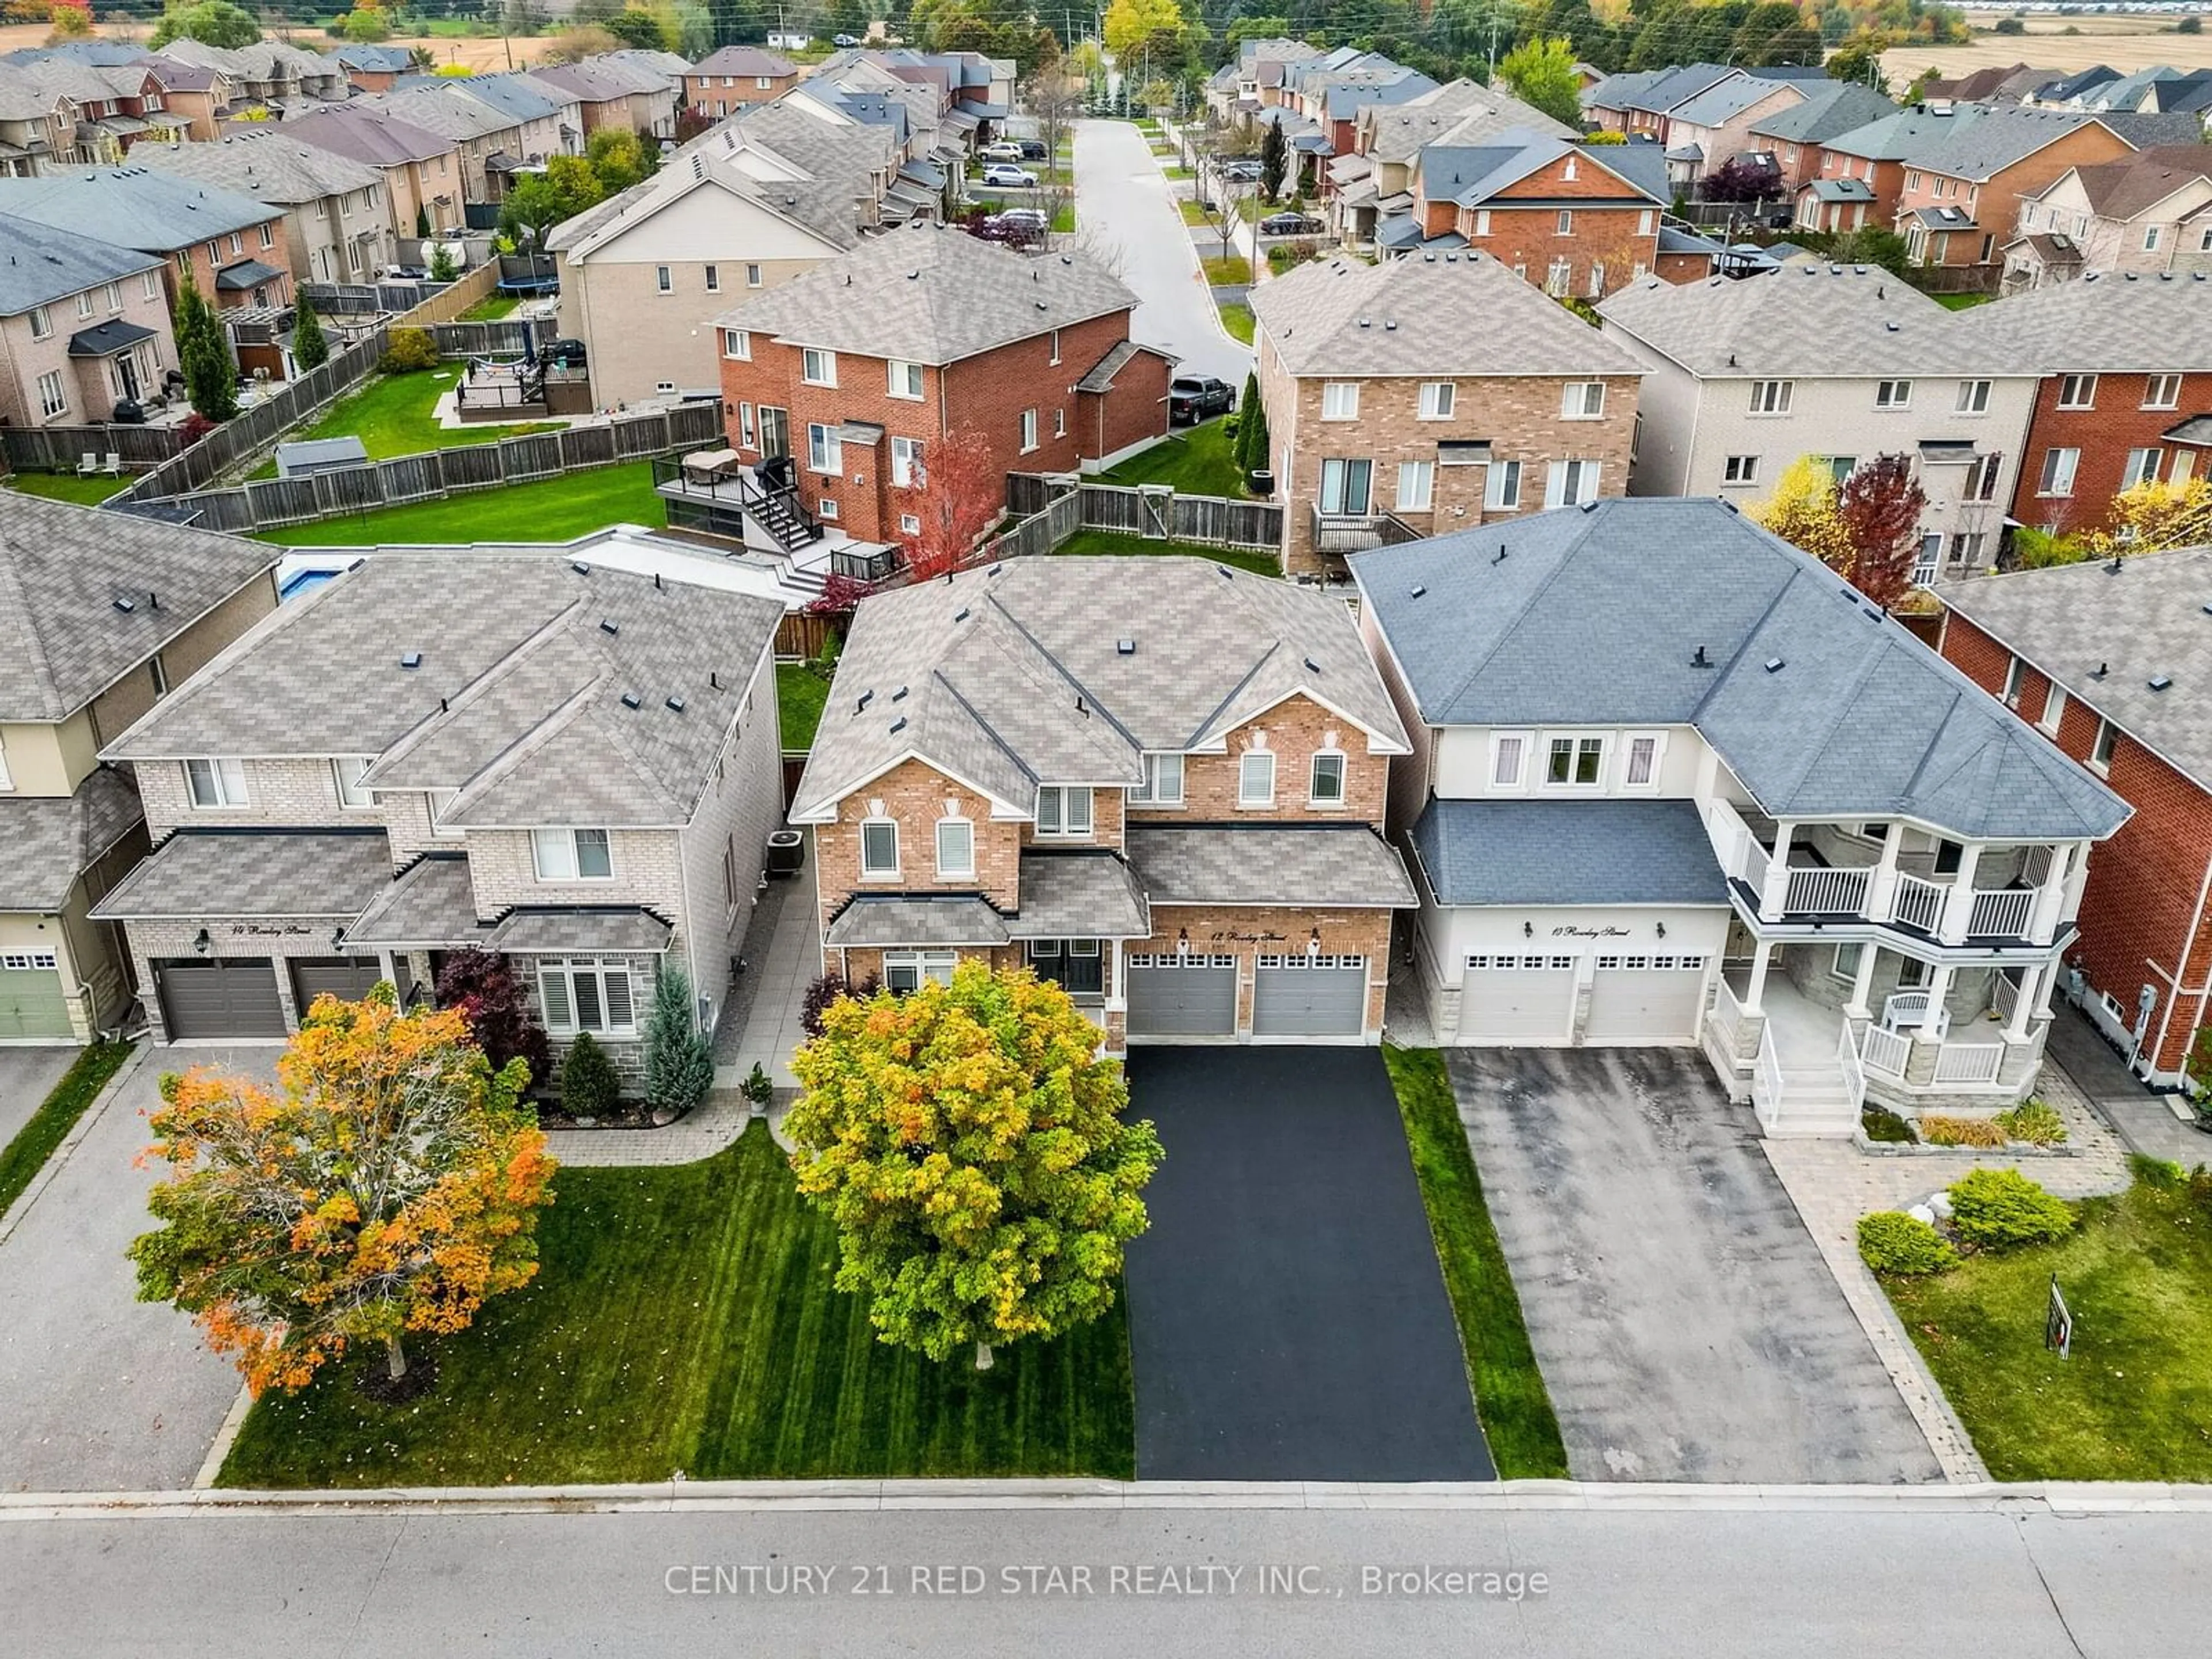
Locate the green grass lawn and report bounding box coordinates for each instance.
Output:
[1162,164,1193,180]
[1202,253,1252,285]
[249,369,562,476]
[1218,300,1255,344]
[3,471,131,505]
[259,461,662,547]
[220,1123,1135,1486]
[0,1043,135,1226]
[777,661,828,751]
[1099,417,1247,498]
[455,294,520,321]
[1052,528,1278,577]
[1881,1163,2212,1482]
[1384,1046,1570,1480]
[1935,293,1993,310]
[1179,199,1213,227]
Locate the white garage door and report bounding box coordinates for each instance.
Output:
[1127,953,1238,1037]
[1584,953,1710,1046]
[1252,954,1368,1037]
[0,951,73,1041]
[1458,953,1576,1044]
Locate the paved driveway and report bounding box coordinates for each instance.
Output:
[0,1047,77,1151]
[1122,1047,1491,1481]
[0,1046,254,1491]
[1447,1047,1941,1484]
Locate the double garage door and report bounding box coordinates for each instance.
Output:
[1126,953,1369,1039]
[154,956,388,1040]
[1458,952,1707,1046]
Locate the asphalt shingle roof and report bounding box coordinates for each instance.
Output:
[1411,798,1728,907]
[345,854,486,946]
[1896,105,2108,180]
[1750,83,1898,146]
[250,105,454,168]
[1820,105,1983,162]
[1351,499,2129,842]
[0,165,275,252]
[130,129,381,206]
[1127,825,1416,908]
[2055,145,2212,219]
[1005,851,1150,938]
[91,828,393,921]
[1953,268,2212,370]
[0,766,142,912]
[0,211,160,315]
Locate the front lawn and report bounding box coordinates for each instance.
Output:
[1179,199,1213,227]
[1881,1162,2212,1482]
[219,1122,1135,1486]
[1052,528,1278,577]
[1099,417,1247,498]
[4,471,131,505]
[1385,1047,1570,1480]
[256,369,561,471]
[776,661,828,751]
[259,460,662,547]
[1217,300,1255,344]
[1201,253,1252,285]
[0,1042,135,1225]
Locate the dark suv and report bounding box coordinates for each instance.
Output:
[1169,375,1234,424]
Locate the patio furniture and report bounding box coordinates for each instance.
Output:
[101,452,122,476]
[76,451,98,476]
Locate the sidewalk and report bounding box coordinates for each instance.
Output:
[2044,1002,2205,1168]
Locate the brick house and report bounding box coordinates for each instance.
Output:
[93,555,785,1088]
[2002,147,2212,292]
[282,105,469,242]
[685,46,798,119]
[1328,77,1575,252]
[1796,104,1981,236]
[1891,107,2137,268]
[1582,63,1739,141]
[711,228,1172,548]
[0,211,176,426]
[1,497,279,1041]
[1250,251,1646,578]
[1937,551,2208,1086]
[132,130,392,287]
[790,558,1416,1051]
[0,166,290,312]
[1749,82,1898,193]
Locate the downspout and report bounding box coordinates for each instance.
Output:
[2147,847,2212,1082]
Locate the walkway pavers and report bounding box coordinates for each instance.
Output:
[2044,1002,2206,1169]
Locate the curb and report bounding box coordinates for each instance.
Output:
[192,1384,256,1491]
[0,1042,147,1247]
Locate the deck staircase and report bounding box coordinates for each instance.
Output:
[1751,1025,1865,1138]
[745,484,820,555]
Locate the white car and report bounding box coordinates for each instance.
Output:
[978,141,1024,162]
[981,163,1038,188]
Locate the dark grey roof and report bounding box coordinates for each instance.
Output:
[130,128,381,206]
[1936,548,2212,792]
[0,165,276,252]
[1820,105,1983,162]
[1004,851,1149,939]
[2164,415,2212,445]
[1352,499,2130,842]
[0,211,161,315]
[1074,338,1174,393]
[344,854,486,947]
[1750,84,1897,146]
[1899,106,2107,181]
[824,895,1010,947]
[1126,825,1416,909]
[0,494,277,722]
[66,318,156,357]
[1952,268,2212,372]
[485,908,673,953]
[0,766,141,913]
[1411,799,1727,907]
[90,830,393,920]
[279,106,456,168]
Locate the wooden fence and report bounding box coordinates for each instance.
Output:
[774,611,839,661]
[1,423,186,474]
[391,259,500,325]
[1003,471,1283,551]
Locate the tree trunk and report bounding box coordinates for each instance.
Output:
[974,1340,994,1372]
[386,1332,408,1381]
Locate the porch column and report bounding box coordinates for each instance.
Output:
[2006,961,2046,1042]
[1741,938,1775,1013]
[2028,843,2074,944]
[1919,963,1954,1037]
[1938,842,1983,944]
[1847,940,1880,1020]
[1758,820,1796,922]
[1866,821,1904,923]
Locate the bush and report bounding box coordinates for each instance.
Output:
[1858,1211,1959,1276]
[1861,1105,1918,1143]
[1995,1099,2068,1147]
[1949,1168,2076,1250]
[800,971,878,1039]
[559,1031,623,1116]
[380,327,439,373]
[1922,1113,2008,1148]
[642,968,713,1119]
[433,949,552,1088]
[178,411,215,446]
[2189,1164,2212,1214]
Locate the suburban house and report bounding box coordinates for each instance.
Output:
[1937,550,2212,1088]
[137,58,230,143]
[0,497,279,1042]
[711,227,1171,548]
[132,130,392,286]
[530,55,680,142]
[1889,107,2139,268]
[1203,36,1320,121]
[372,78,570,203]
[281,105,468,241]
[1250,251,1646,578]
[0,56,192,164]
[153,39,351,111]
[1957,271,2212,535]
[0,66,71,176]
[1599,264,2036,584]
[452,72,587,160]
[1325,77,1576,252]
[1583,62,1741,140]
[2002,147,2212,291]
[685,46,798,118]
[90,554,786,1077]
[332,43,415,96]
[0,165,290,311]
[1919,64,2065,107]
[1748,82,1897,192]
[0,211,176,424]
[1351,497,2129,1132]
[1795,104,1982,234]
[790,558,1416,1050]
[1650,70,1823,190]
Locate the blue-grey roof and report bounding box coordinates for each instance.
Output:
[1750,84,1897,146]
[67,318,154,357]
[451,71,567,124]
[1351,499,2130,842]
[0,165,274,252]
[1412,799,1728,907]
[1896,105,2105,181]
[0,210,160,315]
[1593,63,1740,116]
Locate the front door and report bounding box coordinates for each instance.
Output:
[1029,938,1103,995]
[116,350,141,402]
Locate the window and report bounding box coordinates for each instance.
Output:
[2144,224,2162,252]
[1832,942,1864,982]
[1320,381,1359,420]
[882,950,957,993]
[745,263,762,287]
[2145,373,2182,410]
[887,359,924,399]
[184,758,248,808]
[2002,656,2025,708]
[104,281,121,312]
[206,240,221,266]
[532,828,613,881]
[0,732,9,790]
[722,328,750,359]
[418,789,460,838]
[1555,209,1573,235]
[900,512,921,535]
[1560,381,1605,419]
[1019,408,1038,453]
[1484,459,1521,511]
[1319,457,1372,514]
[738,401,757,448]
[1914,533,1941,586]
[1035,786,1092,836]
[1490,731,1528,789]
[1395,459,1433,512]
[1748,380,1793,415]
[149,654,169,698]
[1874,379,1911,409]
[2092,719,2116,774]
[756,74,772,89]
[1966,452,2003,502]
[1544,458,1600,507]
[2123,448,2162,488]
[2038,684,2066,736]
[331,757,374,809]
[1054,407,1066,439]
[1547,736,1604,787]
[1956,378,1990,413]
[1823,455,1857,485]
[142,271,159,301]
[1131,753,1184,805]
[176,250,193,281]
[654,264,672,293]
[1238,750,1276,806]
[1546,257,1572,296]
[536,957,637,1036]
[1723,454,1759,486]
[2057,373,2096,410]
[259,222,275,251]
[1623,733,1662,789]
[801,347,836,387]
[806,421,842,475]
[1638,208,1654,236]
[890,435,923,487]
[1470,208,1490,236]
[2038,447,2078,497]
[1563,157,1577,181]
[36,370,65,419]
[1309,750,1346,806]
[703,264,720,291]
[1049,328,1061,366]
[934,817,974,878]
[1418,381,1455,419]
[818,498,839,520]
[860,818,899,876]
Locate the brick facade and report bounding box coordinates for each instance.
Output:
[1125,903,1394,1039]
[1893,123,2133,268]
[1430,151,1663,300]
[2009,368,2212,537]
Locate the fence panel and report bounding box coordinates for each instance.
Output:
[0,425,185,474]
[559,425,619,470]
[611,413,670,459]
[441,445,508,492]
[668,402,721,446]
[376,452,444,505]
[315,465,390,519]
[1078,483,1148,535]
[495,431,564,483]
[775,612,837,660]
[1004,472,1059,517]
[243,476,326,527]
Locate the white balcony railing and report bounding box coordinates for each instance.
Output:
[1888,872,1945,933]
[1783,865,1870,916]
[1992,970,2021,1027]
[1861,1022,1912,1079]
[1967,887,2035,940]
[1710,972,1749,1054]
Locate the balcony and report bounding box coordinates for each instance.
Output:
[1311,506,1387,556]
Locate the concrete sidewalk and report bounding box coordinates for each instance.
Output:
[2044,1002,2205,1168]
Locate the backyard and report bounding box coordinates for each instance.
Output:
[776,661,828,750]
[1052,528,1278,578]
[220,1122,1135,1487]
[3,471,131,506]
[1098,416,1246,498]
[249,368,562,475]
[258,461,662,547]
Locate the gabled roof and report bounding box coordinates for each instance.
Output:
[1418,127,1664,209]
[791,558,1410,824]
[691,45,796,79]
[1820,104,1983,162]
[332,44,414,73]
[279,104,455,167]
[130,128,381,206]
[1668,74,1804,130]
[1896,105,2113,181]
[1952,268,2212,372]
[0,164,275,250]
[2049,145,2212,221]
[1351,500,2129,842]
[0,210,160,315]
[1750,82,1897,146]
[1362,77,1575,159]
[0,495,276,724]
[0,765,142,914]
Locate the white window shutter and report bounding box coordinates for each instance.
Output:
[1580,462,1600,503]
[1544,460,1567,509]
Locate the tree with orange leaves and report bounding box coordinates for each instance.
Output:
[900,427,1005,581]
[130,986,554,1395]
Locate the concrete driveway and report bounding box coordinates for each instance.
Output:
[1446,1047,1941,1484]
[0,1047,77,1151]
[1122,1046,1491,1482]
[0,1046,256,1492]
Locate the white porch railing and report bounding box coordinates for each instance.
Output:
[1992,970,2021,1027]
[1752,1025,1784,1133]
[1783,865,1870,915]
[1968,887,2035,939]
[1933,1043,2006,1086]
[1888,872,1945,933]
[1710,972,1748,1053]
[1706,799,1769,896]
[1836,1024,1867,1116]
[1881,989,1947,1036]
[1861,1022,1912,1079]
[2022,844,2056,888]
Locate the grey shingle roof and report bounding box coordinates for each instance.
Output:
[90,829,393,921]
[132,127,381,205]
[1127,825,1416,908]
[691,46,796,78]
[1252,252,1649,380]
[1936,548,2212,792]
[345,854,487,947]
[792,557,1410,824]
[0,766,142,912]
[1951,267,2212,371]
[1351,499,2130,842]
[485,908,673,952]
[1897,105,2108,180]
[825,895,1010,947]
[1410,799,1727,907]
[1363,78,1574,161]
[0,211,160,315]
[1005,851,1149,938]
[1669,75,1799,129]
[0,495,276,723]
[713,226,1138,366]
[100,554,783,831]
[0,165,275,252]
[1750,84,1897,146]
[1820,105,1983,162]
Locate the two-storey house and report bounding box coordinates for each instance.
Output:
[791,558,1416,1050]
[1352,498,2130,1134]
[0,166,290,312]
[1327,77,1574,252]
[2002,147,2212,292]
[685,46,800,119]
[1,497,279,1041]
[1251,251,1646,578]
[1748,82,1898,193]
[1795,104,1980,235]
[1890,107,2138,269]
[282,105,469,240]
[531,55,680,142]
[133,130,392,287]
[0,211,175,425]
[92,555,785,1087]
[1601,264,2039,584]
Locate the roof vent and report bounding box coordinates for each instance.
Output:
[1884,320,1899,331]
[665,695,686,713]
[111,596,135,613]
[2090,661,2108,679]
[1764,657,1786,673]
[1493,545,1508,564]
[2124,271,2138,281]
[1217,564,1234,579]
[1579,499,1599,513]
[1384,320,1397,330]
[1691,645,1710,668]
[620,691,642,709]
[1408,584,1426,599]
[953,605,970,622]
[600,618,619,635]
[400,652,422,669]
[2108,557,2125,574]
[570,559,591,575]
[1357,316,1370,328]
[857,690,874,711]
[889,714,906,733]
[1116,638,1135,654]
[2150,674,2173,692]
[891,685,908,702]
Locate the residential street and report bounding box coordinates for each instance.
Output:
[1071,119,1253,388]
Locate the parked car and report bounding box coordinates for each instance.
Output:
[545,338,588,367]
[981,163,1039,188]
[994,206,1048,232]
[832,32,860,46]
[1218,158,1263,182]
[1169,375,1234,425]
[1017,138,1048,160]
[979,141,1024,162]
[1259,211,1322,236]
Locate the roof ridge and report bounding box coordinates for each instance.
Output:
[1185,637,1279,750]
[1434,506,1604,719]
[979,589,1145,753]
[1689,541,1805,721]
[929,662,1040,794]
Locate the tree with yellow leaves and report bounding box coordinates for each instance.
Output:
[787,963,1162,1369]
[130,987,554,1396]
[2086,476,2212,556]
[1748,454,1855,575]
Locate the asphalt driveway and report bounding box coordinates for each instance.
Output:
[0,1047,77,1152]
[0,1045,254,1491]
[1122,1046,1491,1482]
[1447,1047,1940,1484]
